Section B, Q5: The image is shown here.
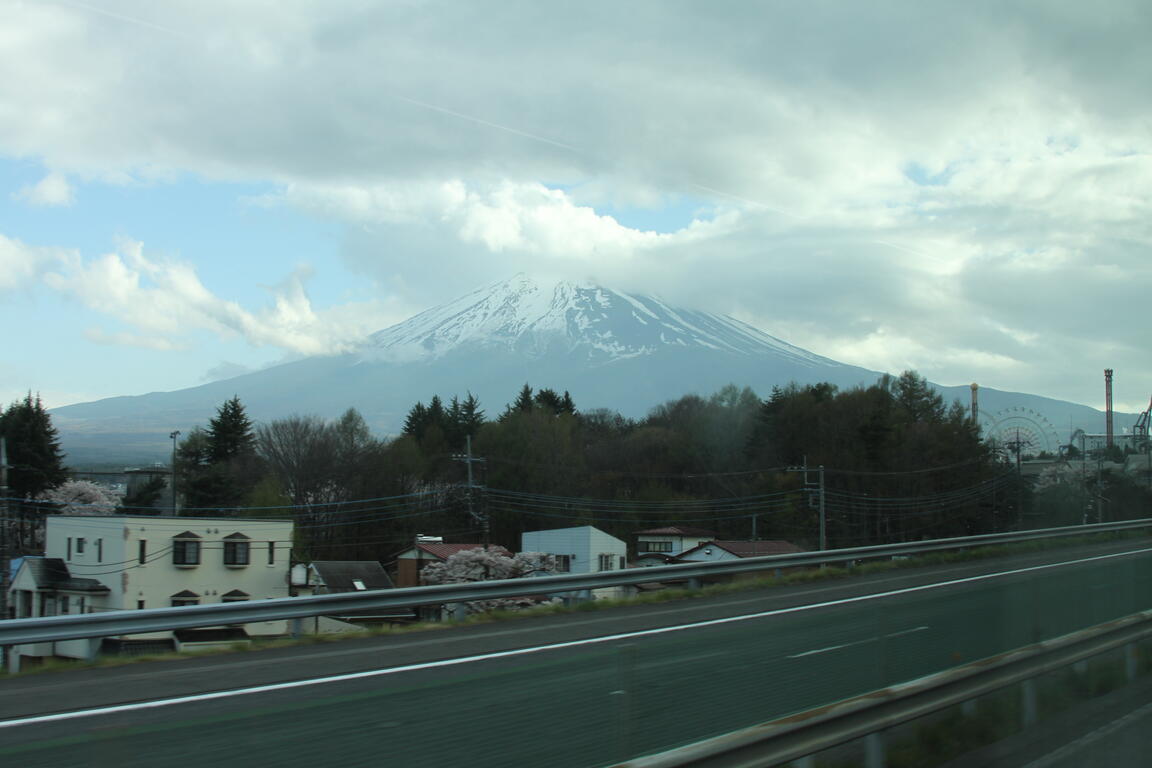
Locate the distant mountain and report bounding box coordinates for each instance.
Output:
[52,274,1129,465]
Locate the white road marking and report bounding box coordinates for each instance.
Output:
[3,546,1150,730]
[787,625,930,658]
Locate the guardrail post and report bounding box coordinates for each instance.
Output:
[864,731,886,768]
[961,699,977,717]
[791,756,815,768]
[85,637,101,663]
[1021,679,1038,727]
[687,578,702,591]
[290,617,304,638]
[1125,643,1138,682]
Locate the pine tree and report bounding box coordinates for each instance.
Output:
[207,396,257,463]
[402,402,428,438]
[534,388,563,414]
[427,395,446,432]
[459,392,486,437]
[513,384,534,412]
[0,393,67,499]
[178,398,262,512]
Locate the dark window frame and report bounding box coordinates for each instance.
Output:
[224,540,250,566]
[173,538,201,566]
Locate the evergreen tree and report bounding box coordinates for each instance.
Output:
[403,402,428,438]
[207,396,257,463]
[513,384,534,412]
[178,398,263,512]
[534,388,563,414]
[0,393,67,499]
[459,392,486,437]
[427,395,446,433]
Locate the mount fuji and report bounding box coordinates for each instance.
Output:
[52,274,1115,464]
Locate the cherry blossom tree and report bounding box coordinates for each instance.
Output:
[38,479,122,515]
[421,547,558,615]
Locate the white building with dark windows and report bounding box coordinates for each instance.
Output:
[6,515,294,668]
[520,525,629,599]
[634,526,716,566]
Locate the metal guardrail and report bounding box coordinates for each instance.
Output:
[615,609,1152,767]
[2,518,1151,646]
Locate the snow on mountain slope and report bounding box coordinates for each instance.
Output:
[362,274,837,367]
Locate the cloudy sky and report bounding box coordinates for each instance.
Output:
[1,0,1149,413]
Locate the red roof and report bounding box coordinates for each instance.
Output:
[414,542,511,560]
[635,526,717,537]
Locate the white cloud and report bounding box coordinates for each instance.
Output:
[201,361,254,382]
[42,239,405,355]
[0,233,68,290]
[0,2,1149,408]
[14,171,74,206]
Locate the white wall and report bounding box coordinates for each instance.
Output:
[522,525,627,575]
[45,516,295,637]
[677,545,740,562]
[636,534,712,556]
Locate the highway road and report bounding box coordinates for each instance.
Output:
[3,538,1152,767]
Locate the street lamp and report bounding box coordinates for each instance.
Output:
[169,430,181,516]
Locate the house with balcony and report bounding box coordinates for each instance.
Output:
[634,526,716,566]
[673,539,806,583]
[6,515,294,668]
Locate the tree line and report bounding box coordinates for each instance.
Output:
[4,372,1150,564]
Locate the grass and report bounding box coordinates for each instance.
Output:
[7,528,1148,677]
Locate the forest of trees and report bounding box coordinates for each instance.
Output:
[5,372,1151,564]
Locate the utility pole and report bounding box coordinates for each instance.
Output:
[1,436,10,622]
[785,460,826,551]
[1,436,9,673]
[169,430,181,516]
[818,465,826,551]
[452,435,487,549]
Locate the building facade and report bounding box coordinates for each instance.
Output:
[7,515,294,666]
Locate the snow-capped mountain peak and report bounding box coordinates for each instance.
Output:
[361,274,833,367]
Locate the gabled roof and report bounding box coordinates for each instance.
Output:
[635,526,717,537]
[678,540,805,559]
[170,589,200,599]
[223,532,250,540]
[411,542,511,561]
[18,558,110,593]
[309,561,397,592]
[173,531,201,539]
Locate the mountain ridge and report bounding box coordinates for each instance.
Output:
[50,274,1126,465]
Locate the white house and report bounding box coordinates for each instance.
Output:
[634,526,716,566]
[520,525,629,599]
[675,539,805,562]
[7,515,294,668]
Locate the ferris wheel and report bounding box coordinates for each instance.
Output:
[982,407,1061,458]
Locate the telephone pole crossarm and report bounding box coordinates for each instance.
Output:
[451,435,489,549]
